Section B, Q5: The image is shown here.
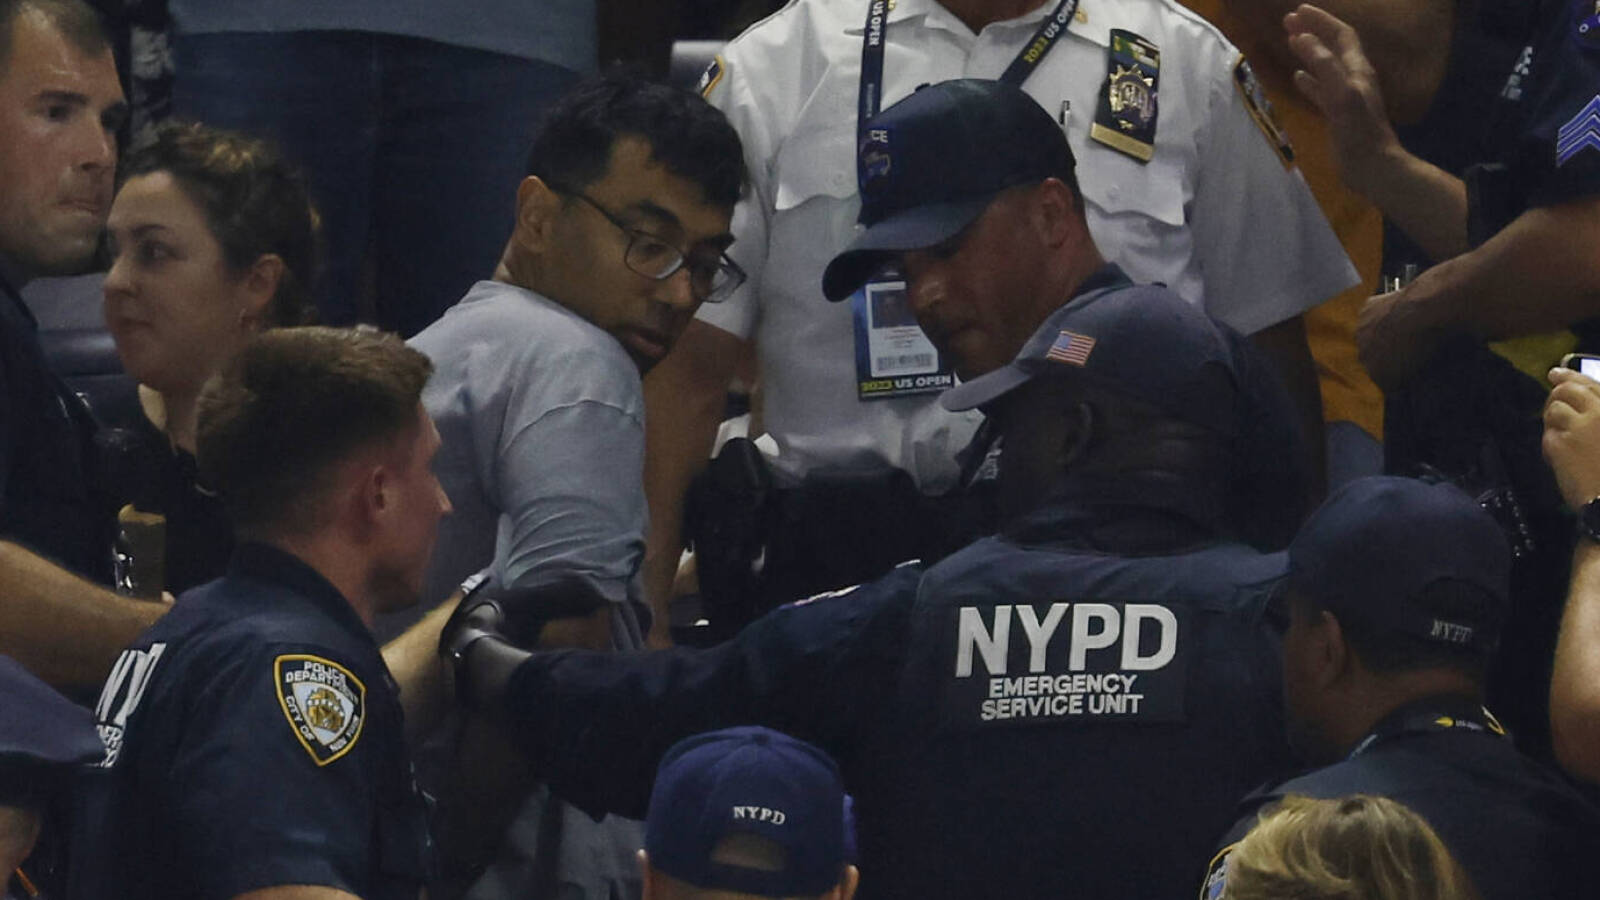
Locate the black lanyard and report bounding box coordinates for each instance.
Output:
[857,0,1080,183]
[1346,699,1507,760]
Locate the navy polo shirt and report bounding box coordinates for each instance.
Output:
[1204,695,1600,900]
[70,543,431,900]
[501,490,1292,899]
[0,266,113,582]
[1471,0,1600,239]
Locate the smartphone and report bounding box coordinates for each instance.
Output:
[1560,353,1600,379]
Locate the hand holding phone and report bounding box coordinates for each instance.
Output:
[1559,353,1600,380]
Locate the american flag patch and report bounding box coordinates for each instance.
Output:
[1045,330,1096,366]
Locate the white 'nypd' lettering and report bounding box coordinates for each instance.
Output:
[954,603,1177,677]
[92,642,168,767]
[732,806,786,825]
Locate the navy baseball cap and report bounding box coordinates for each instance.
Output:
[1287,476,1510,652]
[645,726,847,897]
[0,655,105,807]
[940,280,1241,438]
[821,78,1077,302]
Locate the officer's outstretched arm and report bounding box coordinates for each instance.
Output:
[443,567,921,819]
[0,541,169,689]
[1356,195,1600,388]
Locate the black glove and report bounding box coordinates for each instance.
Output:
[439,574,514,707]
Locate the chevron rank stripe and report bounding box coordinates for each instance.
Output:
[1557,96,1600,166]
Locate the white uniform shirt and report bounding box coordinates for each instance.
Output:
[697,0,1358,491]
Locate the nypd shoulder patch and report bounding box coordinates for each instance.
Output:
[274,654,366,766]
[1199,844,1235,899]
[1233,57,1295,167]
[697,55,726,100]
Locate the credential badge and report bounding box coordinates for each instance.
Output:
[1090,30,1160,163]
[275,654,366,766]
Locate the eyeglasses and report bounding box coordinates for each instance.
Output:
[550,184,746,303]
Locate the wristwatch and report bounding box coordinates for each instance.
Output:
[1579,496,1600,543]
[440,570,497,671]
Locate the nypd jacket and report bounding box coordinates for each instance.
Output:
[498,483,1294,899]
[1205,694,1600,900]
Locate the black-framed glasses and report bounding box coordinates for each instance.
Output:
[550,185,746,303]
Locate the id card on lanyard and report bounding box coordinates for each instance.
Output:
[849,0,1079,400]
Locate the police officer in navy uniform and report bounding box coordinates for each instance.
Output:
[1286,1,1600,755]
[440,78,1296,900]
[0,0,170,692]
[1201,476,1600,900]
[70,327,451,900]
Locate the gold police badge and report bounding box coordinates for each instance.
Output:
[274,654,366,766]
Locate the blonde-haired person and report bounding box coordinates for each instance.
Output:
[1215,794,1479,900]
[101,120,317,595]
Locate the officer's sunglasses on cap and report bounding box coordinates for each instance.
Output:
[546,182,746,303]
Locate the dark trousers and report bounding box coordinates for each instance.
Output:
[173,31,580,335]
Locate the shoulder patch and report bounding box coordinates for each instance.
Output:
[1199,843,1236,899]
[274,654,366,766]
[697,55,726,100]
[1233,57,1295,167]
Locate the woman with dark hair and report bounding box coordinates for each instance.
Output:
[100,120,317,594]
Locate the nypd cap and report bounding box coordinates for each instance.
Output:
[940,279,1241,439]
[646,726,848,897]
[0,654,105,807]
[822,78,1077,302]
[1288,476,1510,652]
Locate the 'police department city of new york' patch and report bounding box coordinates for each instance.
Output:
[275,654,366,766]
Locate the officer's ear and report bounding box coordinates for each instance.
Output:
[510,176,563,256]
[1030,178,1089,251]
[1307,608,1351,689]
[831,864,861,900]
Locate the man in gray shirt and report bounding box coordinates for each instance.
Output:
[403,73,745,899]
[409,72,744,649]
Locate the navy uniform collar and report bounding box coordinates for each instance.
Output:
[1073,262,1132,298]
[228,542,372,641]
[1346,692,1504,760]
[0,252,37,330]
[1003,483,1219,556]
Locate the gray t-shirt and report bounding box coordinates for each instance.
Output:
[409,280,646,648]
[168,0,596,75]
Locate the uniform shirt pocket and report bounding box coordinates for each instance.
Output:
[774,124,860,212]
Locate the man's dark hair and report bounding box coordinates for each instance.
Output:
[0,0,109,75]
[525,69,747,209]
[122,121,319,328]
[1308,581,1498,685]
[196,327,433,538]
